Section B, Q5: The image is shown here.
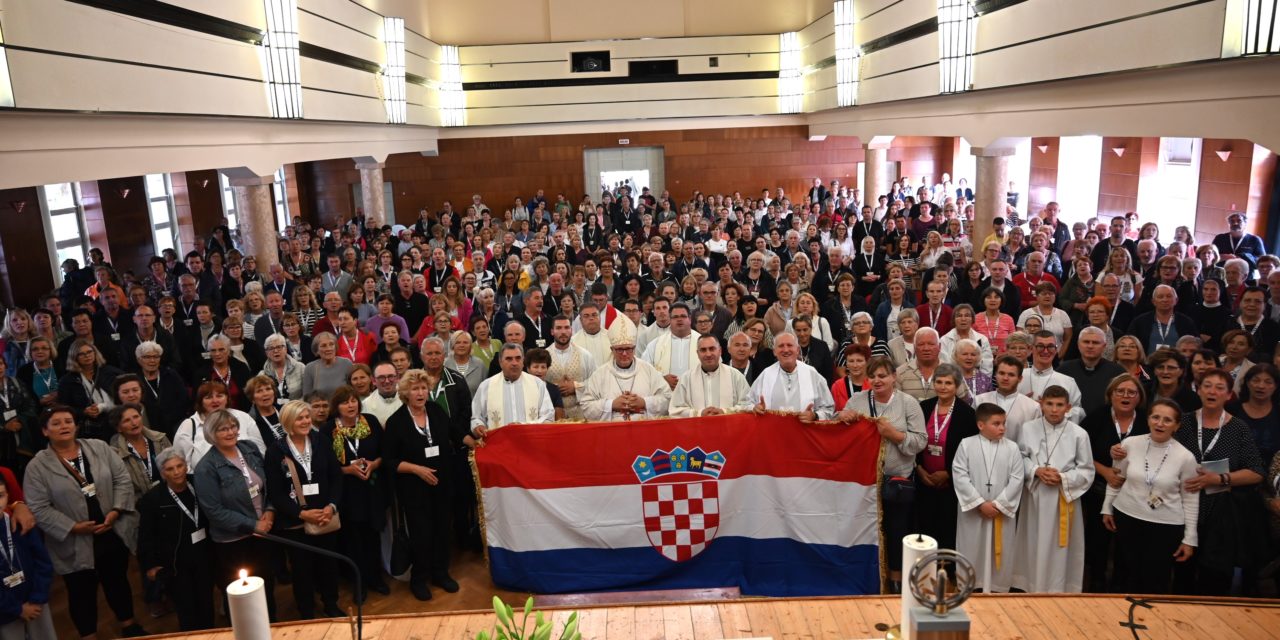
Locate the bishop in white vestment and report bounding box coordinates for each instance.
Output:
[953,431,1024,593]
[1011,411,1095,593]
[580,315,671,421]
[669,335,753,417]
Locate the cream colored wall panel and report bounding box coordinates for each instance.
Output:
[463,78,778,108]
[353,0,432,39]
[300,0,384,38]
[687,0,821,36]
[408,84,440,109]
[858,63,936,104]
[2,0,262,80]
[297,10,384,65]
[855,0,899,20]
[805,66,837,92]
[856,0,935,44]
[976,0,1210,53]
[299,57,381,97]
[859,32,936,80]
[973,2,1226,90]
[464,96,779,126]
[459,35,776,67]
[7,50,270,117]
[807,86,837,113]
[800,10,836,43]
[301,87,385,122]
[548,0,686,40]
[164,0,266,28]
[405,31,443,64]
[426,0,551,45]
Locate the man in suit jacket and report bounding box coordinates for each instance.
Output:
[807,178,830,205]
[263,263,296,310]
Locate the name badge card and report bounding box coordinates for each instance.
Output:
[81,483,96,497]
[248,484,260,499]
[191,529,207,544]
[302,483,319,496]
[3,572,24,587]
[2,410,15,422]
[424,445,440,459]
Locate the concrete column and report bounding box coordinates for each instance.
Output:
[225,174,277,266]
[862,136,894,204]
[971,146,1014,254]
[354,157,387,228]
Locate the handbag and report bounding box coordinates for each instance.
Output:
[881,475,917,505]
[283,456,341,535]
[388,492,413,577]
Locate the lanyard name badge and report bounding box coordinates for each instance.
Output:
[233,452,260,500]
[60,449,96,497]
[169,487,206,544]
[287,438,320,497]
[129,440,158,485]
[0,384,14,424]
[414,412,439,459]
[0,515,22,587]
[928,403,953,457]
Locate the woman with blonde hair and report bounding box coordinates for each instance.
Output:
[918,230,948,270]
[1101,247,1142,303]
[763,281,796,336]
[789,292,835,351]
[2,308,37,372]
[1113,335,1150,382]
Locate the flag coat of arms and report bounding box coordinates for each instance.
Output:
[474,414,882,596]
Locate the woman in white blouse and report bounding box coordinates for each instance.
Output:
[1017,282,1074,359]
[1102,399,1199,594]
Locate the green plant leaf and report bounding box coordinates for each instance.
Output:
[477,631,490,640]
[561,613,579,640]
[524,596,534,619]
[494,596,511,628]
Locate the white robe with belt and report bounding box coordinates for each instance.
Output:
[953,435,1024,593]
[1011,418,1095,593]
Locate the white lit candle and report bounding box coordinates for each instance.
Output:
[226,569,271,640]
[900,533,937,640]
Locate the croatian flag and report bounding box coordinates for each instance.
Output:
[474,413,882,596]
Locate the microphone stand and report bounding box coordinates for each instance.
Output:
[253,530,363,639]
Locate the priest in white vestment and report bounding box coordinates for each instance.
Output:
[669,335,753,417]
[974,354,1042,443]
[1011,386,1095,593]
[953,404,1025,593]
[580,315,671,421]
[637,298,672,355]
[641,302,699,390]
[546,315,595,420]
[470,342,555,433]
[571,302,613,368]
[749,332,835,420]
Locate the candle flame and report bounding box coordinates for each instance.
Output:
[239,569,248,585]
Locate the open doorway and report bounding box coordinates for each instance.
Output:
[599,170,651,200]
[584,147,665,201]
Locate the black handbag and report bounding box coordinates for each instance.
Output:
[882,475,917,505]
[388,494,413,576]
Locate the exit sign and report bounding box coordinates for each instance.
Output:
[618,138,630,145]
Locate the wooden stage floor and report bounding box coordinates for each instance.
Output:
[152,593,1280,639]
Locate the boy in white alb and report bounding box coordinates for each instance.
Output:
[953,403,1024,593]
[1011,385,1095,593]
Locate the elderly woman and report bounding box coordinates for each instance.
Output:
[57,339,123,441]
[1017,283,1073,359]
[264,401,343,619]
[325,386,388,597]
[16,337,62,410]
[382,369,459,601]
[952,338,993,403]
[939,304,994,375]
[172,382,264,471]
[914,363,978,552]
[195,334,253,411]
[789,292,836,352]
[302,332,354,398]
[137,447,215,631]
[820,273,864,346]
[108,403,170,501]
[26,405,146,638]
[262,333,305,402]
[837,356,927,592]
[221,317,266,373]
[280,312,314,365]
[131,341,188,438]
[193,408,277,620]
[1171,369,1266,595]
[1101,400,1199,595]
[445,331,484,396]
[886,309,919,368]
[1079,374,1148,592]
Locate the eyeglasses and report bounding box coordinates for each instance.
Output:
[1034,344,1057,351]
[214,425,239,434]
[1114,388,1139,397]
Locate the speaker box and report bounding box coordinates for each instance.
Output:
[571,51,611,73]
[629,59,678,77]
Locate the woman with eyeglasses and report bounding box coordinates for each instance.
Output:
[57,339,123,441]
[1080,374,1148,592]
[172,382,264,471]
[193,408,277,620]
[261,333,304,402]
[16,337,62,411]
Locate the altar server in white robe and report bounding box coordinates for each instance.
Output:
[546,315,595,420]
[974,355,1042,443]
[1017,331,1086,424]
[470,342,555,433]
[1011,385,1095,593]
[670,335,754,417]
[954,403,1025,593]
[642,301,699,390]
[581,315,671,420]
[749,332,835,421]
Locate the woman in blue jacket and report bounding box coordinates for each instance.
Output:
[0,480,54,639]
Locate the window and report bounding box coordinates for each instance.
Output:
[220,173,239,231]
[262,0,303,118]
[778,32,802,114]
[39,183,88,284]
[937,0,978,94]
[1147,138,1202,234]
[0,20,14,108]
[273,167,291,229]
[834,0,860,107]
[1241,0,1279,55]
[145,174,179,254]
[381,17,407,124]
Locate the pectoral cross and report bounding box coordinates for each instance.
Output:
[985,480,993,491]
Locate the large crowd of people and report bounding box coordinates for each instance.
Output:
[0,175,1277,637]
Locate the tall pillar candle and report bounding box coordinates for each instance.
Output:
[226,569,271,640]
[900,533,938,640]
